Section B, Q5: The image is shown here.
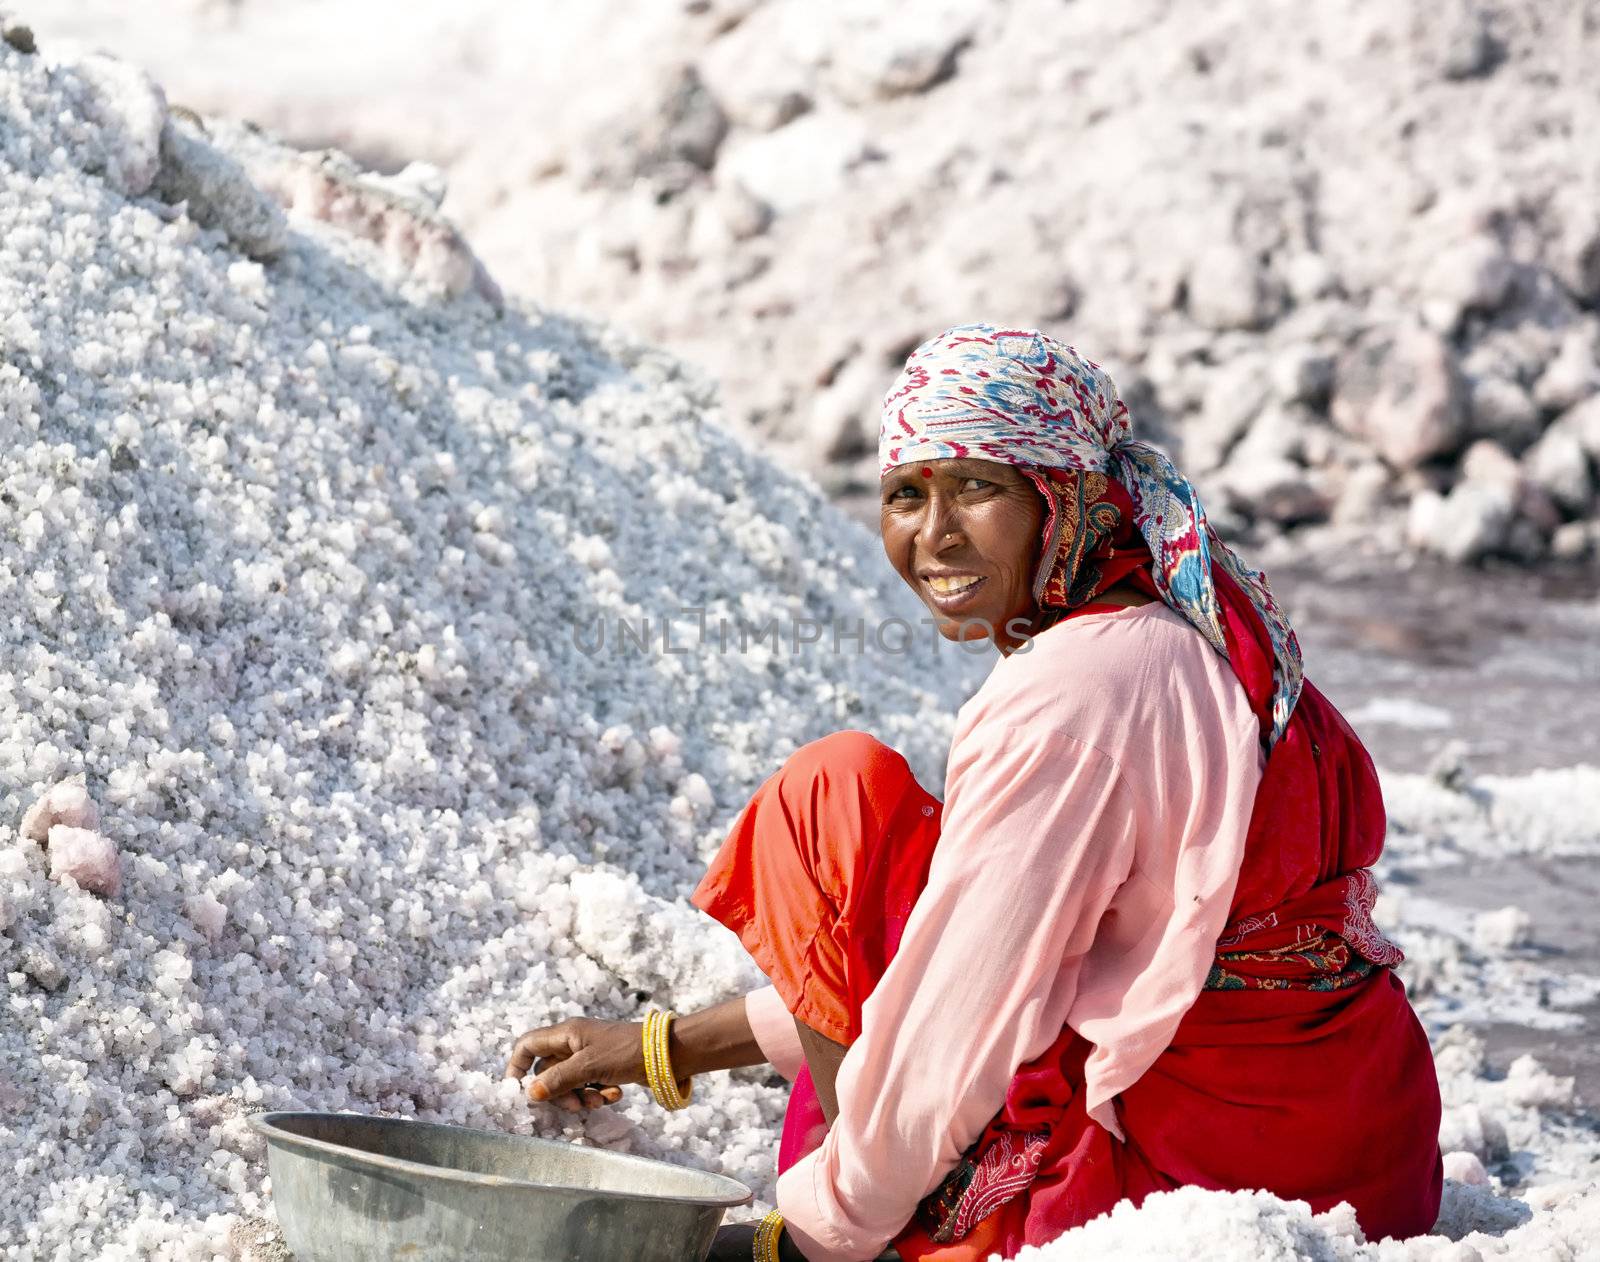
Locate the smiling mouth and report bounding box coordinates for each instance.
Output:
[922,574,988,611]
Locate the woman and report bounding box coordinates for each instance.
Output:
[506,325,1443,1261]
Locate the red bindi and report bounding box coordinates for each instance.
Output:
[920,466,932,478]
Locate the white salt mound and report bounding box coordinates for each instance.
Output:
[1005,1179,1600,1261]
[0,30,971,1260]
[1,25,1598,1262]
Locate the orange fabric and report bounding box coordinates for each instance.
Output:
[899,1206,1007,1262]
[691,730,941,1045]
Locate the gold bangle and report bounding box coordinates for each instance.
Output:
[658,1010,693,1108]
[753,1209,784,1262]
[643,1010,669,1106]
[642,1009,693,1110]
[642,1010,661,1101]
[646,1010,677,1109]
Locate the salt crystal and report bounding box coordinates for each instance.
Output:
[1442,1150,1491,1186]
[46,826,122,899]
[184,894,229,945]
[20,780,100,842]
[0,847,32,879]
[1473,905,1533,952]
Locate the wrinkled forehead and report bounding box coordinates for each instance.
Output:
[878,456,1025,486]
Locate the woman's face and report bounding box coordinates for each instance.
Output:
[880,458,1044,653]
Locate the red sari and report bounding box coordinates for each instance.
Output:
[902,660,1445,1255]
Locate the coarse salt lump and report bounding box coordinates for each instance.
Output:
[227,258,267,301]
[150,948,194,998]
[184,893,228,944]
[1443,1150,1491,1187]
[19,779,100,842]
[45,825,122,899]
[683,772,715,813]
[1473,905,1533,952]
[648,725,681,760]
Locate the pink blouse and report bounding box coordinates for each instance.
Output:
[745,603,1266,1262]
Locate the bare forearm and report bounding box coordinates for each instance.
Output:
[668,993,767,1077]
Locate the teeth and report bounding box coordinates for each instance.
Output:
[928,575,981,595]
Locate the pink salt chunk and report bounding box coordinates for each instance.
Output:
[21,782,101,842]
[1442,1150,1490,1186]
[47,826,122,899]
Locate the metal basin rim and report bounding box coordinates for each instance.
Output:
[247,1111,754,1208]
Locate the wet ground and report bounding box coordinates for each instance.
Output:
[1271,560,1600,1109]
[1273,559,1600,775]
[1417,856,1600,1109]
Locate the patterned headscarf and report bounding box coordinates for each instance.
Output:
[880,322,1304,747]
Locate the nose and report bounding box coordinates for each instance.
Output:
[914,488,963,557]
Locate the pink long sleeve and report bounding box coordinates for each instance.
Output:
[746,985,806,1081]
[777,604,1264,1262]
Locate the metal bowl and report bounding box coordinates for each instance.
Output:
[248,1111,752,1262]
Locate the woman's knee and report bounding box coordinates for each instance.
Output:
[781,729,913,790]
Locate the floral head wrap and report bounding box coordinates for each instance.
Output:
[880,322,1304,746]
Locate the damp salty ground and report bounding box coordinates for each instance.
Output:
[1218,559,1600,1107]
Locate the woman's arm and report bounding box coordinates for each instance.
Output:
[505,992,771,1108]
[776,723,1139,1262]
[672,993,771,1076]
[745,984,807,1081]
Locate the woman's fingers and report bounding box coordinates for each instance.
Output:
[505,1023,580,1082]
[506,1020,635,1108]
[577,1085,624,1110]
[527,1047,601,1104]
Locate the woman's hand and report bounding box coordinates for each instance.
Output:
[507,996,771,1112]
[504,1017,643,1112]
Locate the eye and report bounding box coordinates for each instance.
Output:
[962,477,994,492]
[884,484,921,503]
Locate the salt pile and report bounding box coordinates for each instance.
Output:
[0,29,968,1259]
[1,24,1598,1262]
[28,0,1600,564]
